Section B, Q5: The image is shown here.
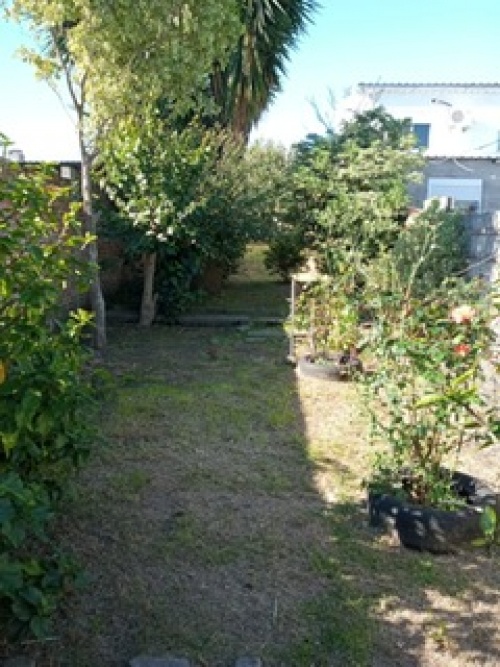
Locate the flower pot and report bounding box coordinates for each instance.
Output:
[198,261,225,295]
[368,471,499,554]
[297,353,363,381]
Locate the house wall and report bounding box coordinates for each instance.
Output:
[357,84,500,158]
[408,159,500,212]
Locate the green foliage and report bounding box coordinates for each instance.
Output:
[366,203,468,298]
[243,142,291,242]
[9,0,243,124]
[210,0,319,137]
[311,109,422,275]
[363,214,498,506]
[263,108,423,285]
[264,227,306,281]
[293,276,363,357]
[99,116,287,317]
[9,0,244,343]
[0,162,95,636]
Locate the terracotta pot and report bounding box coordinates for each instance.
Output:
[198,261,225,295]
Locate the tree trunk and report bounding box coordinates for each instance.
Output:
[80,137,107,349]
[139,251,157,327]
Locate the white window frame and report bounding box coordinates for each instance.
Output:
[427,177,482,213]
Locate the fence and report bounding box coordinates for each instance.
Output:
[467,212,500,407]
[467,211,500,282]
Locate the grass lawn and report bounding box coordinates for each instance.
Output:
[193,244,290,320]
[24,246,500,666]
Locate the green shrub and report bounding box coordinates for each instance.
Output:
[264,228,306,281]
[0,162,94,637]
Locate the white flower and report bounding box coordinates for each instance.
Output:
[450,305,476,324]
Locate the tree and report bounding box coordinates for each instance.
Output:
[210,0,318,139]
[290,109,423,274]
[100,114,246,325]
[5,0,242,346]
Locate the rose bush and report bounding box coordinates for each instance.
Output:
[363,207,498,508]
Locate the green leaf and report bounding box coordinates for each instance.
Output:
[480,506,497,539]
[1,432,18,455]
[0,556,23,594]
[23,559,44,577]
[15,389,42,430]
[415,393,445,408]
[0,498,14,525]
[29,614,50,639]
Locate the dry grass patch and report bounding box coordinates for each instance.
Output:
[13,246,500,667]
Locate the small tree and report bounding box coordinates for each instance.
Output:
[100,114,254,324]
[265,109,423,281]
[303,109,423,275]
[6,0,242,345]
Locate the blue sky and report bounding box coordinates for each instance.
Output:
[2,0,500,160]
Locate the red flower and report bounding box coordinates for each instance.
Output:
[454,343,471,357]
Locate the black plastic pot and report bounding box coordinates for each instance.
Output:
[297,353,363,381]
[368,471,499,554]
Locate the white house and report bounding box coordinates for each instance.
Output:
[339,83,500,213]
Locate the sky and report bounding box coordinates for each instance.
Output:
[2,0,500,160]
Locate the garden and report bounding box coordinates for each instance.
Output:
[1,98,500,666]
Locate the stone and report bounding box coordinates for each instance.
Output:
[3,658,36,667]
[129,658,191,667]
[234,658,262,667]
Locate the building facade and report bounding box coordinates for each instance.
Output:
[342,83,500,213]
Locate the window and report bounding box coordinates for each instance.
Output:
[427,178,482,213]
[412,123,430,148]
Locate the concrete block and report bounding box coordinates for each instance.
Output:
[3,659,36,667]
[129,657,191,667]
[234,658,263,667]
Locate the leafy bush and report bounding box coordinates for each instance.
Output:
[0,162,94,636]
[291,275,362,359]
[264,228,306,281]
[365,279,497,507]
[369,204,467,297]
[99,116,259,320]
[275,109,424,279]
[363,207,498,508]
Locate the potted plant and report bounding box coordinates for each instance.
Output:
[363,222,500,552]
[292,276,365,380]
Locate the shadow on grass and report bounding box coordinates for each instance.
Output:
[18,291,500,666]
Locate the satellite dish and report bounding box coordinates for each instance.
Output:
[449,108,473,131]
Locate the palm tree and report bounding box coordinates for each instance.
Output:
[211,0,318,140]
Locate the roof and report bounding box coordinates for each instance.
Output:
[425,155,500,161]
[359,82,500,89]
